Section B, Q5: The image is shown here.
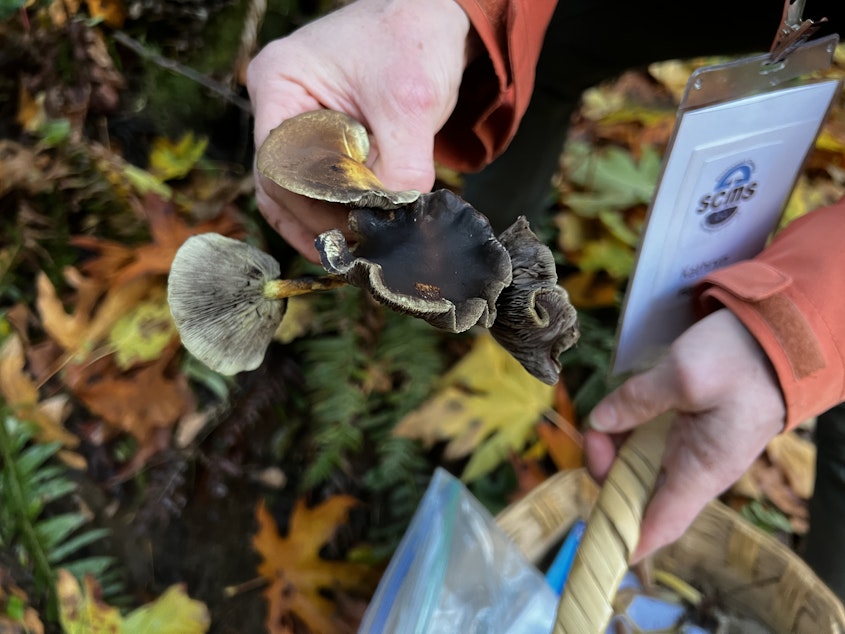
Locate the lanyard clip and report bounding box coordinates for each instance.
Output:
[769,0,827,63]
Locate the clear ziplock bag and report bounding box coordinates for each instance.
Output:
[358,467,556,634]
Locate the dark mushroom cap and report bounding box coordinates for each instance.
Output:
[490,217,579,384]
[316,189,513,332]
[257,110,420,209]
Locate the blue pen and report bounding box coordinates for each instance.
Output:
[545,519,586,595]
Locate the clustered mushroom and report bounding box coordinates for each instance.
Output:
[167,110,580,384]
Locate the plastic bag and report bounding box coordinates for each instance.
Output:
[359,467,557,634]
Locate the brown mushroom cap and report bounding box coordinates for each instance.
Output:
[167,233,286,375]
[257,110,420,209]
[489,217,579,384]
[316,189,513,333]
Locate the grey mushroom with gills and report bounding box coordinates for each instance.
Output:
[257,109,420,209]
[489,217,580,385]
[167,232,345,375]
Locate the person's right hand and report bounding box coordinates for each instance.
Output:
[246,0,472,261]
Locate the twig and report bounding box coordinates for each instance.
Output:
[230,0,267,90]
[223,576,269,598]
[113,30,254,114]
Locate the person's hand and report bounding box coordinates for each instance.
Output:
[585,308,787,561]
[246,0,471,261]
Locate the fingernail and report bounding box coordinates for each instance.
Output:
[586,409,608,433]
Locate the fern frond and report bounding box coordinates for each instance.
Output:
[0,408,125,617]
[293,283,448,549]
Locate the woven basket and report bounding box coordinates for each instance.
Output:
[495,415,845,634]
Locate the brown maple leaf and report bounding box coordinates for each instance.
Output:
[65,341,195,448]
[71,193,246,287]
[253,498,380,634]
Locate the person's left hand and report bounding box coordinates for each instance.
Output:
[585,308,787,561]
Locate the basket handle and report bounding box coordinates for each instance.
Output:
[553,412,673,633]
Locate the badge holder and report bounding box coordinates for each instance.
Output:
[610,4,841,377]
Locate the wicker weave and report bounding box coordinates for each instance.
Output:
[495,415,845,634]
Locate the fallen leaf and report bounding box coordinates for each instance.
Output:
[274,296,315,345]
[122,584,211,634]
[561,142,661,216]
[780,175,845,230]
[48,0,81,26]
[149,133,209,182]
[174,409,213,449]
[67,343,195,445]
[57,569,210,634]
[508,453,549,502]
[766,432,815,500]
[561,271,620,309]
[554,380,577,428]
[554,211,588,256]
[648,59,699,102]
[537,421,583,471]
[0,140,53,197]
[0,334,78,447]
[16,86,48,134]
[36,268,156,361]
[393,333,555,481]
[108,286,178,369]
[731,458,808,530]
[71,193,245,287]
[56,570,122,634]
[253,497,378,634]
[85,0,125,28]
[597,208,641,247]
[575,237,635,280]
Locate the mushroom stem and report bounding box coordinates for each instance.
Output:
[262,275,348,299]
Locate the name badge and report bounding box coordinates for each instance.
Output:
[611,34,841,376]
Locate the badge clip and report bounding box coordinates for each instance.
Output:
[769,0,827,63]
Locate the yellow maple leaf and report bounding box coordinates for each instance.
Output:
[253,497,379,634]
[57,569,210,634]
[393,333,555,481]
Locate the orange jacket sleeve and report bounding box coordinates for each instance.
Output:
[433,0,558,172]
[694,199,845,430]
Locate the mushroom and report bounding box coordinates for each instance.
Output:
[170,109,580,382]
[167,233,345,375]
[489,217,580,385]
[316,189,513,333]
[257,110,420,209]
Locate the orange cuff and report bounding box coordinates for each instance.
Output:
[694,203,845,430]
[434,0,557,172]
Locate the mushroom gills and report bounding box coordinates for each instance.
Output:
[167,233,286,375]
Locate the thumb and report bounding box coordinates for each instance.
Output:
[588,360,680,434]
[368,116,437,194]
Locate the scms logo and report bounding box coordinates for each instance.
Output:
[695,161,758,230]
